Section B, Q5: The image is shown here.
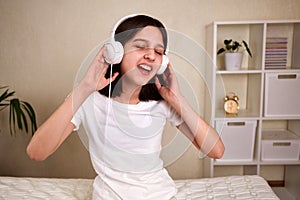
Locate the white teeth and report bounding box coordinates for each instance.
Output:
[139,64,151,71]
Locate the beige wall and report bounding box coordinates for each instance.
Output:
[1,0,300,179]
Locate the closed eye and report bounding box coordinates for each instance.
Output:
[132,39,165,56]
[155,48,164,55]
[134,45,163,56]
[135,44,146,49]
[133,39,147,50]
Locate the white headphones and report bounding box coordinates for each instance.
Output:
[103,14,169,75]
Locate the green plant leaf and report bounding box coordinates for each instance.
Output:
[22,101,37,135]
[9,98,31,135]
[0,89,15,103]
[231,41,241,52]
[2,86,37,136]
[217,48,226,55]
[9,100,16,136]
[224,39,232,45]
[19,104,29,134]
[217,39,252,57]
[242,40,252,57]
[12,99,23,131]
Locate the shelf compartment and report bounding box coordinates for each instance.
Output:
[215,73,262,117]
[261,129,300,161]
[215,119,257,162]
[265,22,300,70]
[264,72,300,117]
[216,23,264,71]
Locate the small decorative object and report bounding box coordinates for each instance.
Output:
[217,39,252,71]
[224,92,239,114]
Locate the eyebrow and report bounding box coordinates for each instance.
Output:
[132,38,165,49]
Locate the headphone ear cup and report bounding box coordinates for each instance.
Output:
[157,55,169,75]
[103,41,124,64]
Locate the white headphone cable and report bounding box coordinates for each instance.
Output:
[108,64,113,100]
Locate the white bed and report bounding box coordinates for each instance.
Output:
[0,175,279,199]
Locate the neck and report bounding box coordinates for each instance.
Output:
[114,83,142,105]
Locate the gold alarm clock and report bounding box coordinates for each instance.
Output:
[224,93,239,114]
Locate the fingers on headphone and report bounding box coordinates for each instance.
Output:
[161,62,171,76]
[154,76,162,89]
[96,45,106,58]
[111,72,119,81]
[94,46,109,66]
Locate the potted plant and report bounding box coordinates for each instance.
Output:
[0,85,37,136]
[217,39,252,71]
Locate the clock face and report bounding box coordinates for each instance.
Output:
[224,99,239,114]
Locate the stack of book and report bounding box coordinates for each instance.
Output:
[265,37,288,69]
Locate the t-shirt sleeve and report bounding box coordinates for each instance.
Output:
[71,107,83,131]
[165,102,184,127]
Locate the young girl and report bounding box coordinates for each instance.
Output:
[27,14,224,200]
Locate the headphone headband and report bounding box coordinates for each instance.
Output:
[111,14,168,50]
[111,14,139,38]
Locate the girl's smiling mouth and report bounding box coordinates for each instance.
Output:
[138,64,152,73]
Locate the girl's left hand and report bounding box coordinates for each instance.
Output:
[155,63,182,106]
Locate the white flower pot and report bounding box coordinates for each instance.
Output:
[225,53,243,71]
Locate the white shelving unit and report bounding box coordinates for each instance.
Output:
[204,20,300,198]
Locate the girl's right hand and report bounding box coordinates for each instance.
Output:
[27,45,120,162]
[80,45,119,93]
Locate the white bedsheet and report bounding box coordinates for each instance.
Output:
[0,175,279,199]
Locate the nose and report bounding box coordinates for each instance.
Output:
[144,48,156,61]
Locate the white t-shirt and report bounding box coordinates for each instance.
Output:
[71,92,183,199]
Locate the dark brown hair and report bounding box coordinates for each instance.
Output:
[99,15,168,101]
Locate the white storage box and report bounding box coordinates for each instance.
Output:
[262,129,300,161]
[264,72,300,117]
[215,120,257,161]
